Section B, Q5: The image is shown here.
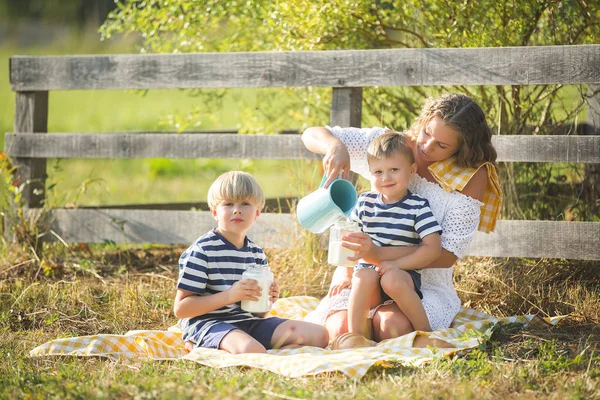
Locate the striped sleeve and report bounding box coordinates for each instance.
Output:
[350,194,365,228]
[414,200,442,238]
[177,245,209,294]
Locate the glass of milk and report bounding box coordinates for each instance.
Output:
[241,264,274,313]
[328,220,361,267]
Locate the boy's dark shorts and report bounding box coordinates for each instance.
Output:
[355,264,423,300]
[197,317,288,350]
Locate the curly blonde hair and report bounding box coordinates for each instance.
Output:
[410,94,497,168]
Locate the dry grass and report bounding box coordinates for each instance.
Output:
[1,239,599,399]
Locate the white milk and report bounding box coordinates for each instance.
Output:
[328,240,357,267]
[241,266,273,313]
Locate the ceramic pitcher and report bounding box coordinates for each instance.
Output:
[296,176,358,233]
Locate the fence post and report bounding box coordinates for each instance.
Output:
[330,87,363,185]
[330,87,363,128]
[585,85,599,219]
[14,91,48,208]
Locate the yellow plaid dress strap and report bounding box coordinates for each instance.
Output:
[428,157,502,233]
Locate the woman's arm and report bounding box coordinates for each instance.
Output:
[460,167,487,202]
[327,266,354,296]
[301,126,351,187]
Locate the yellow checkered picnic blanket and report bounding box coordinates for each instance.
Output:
[30,296,563,380]
[428,157,502,233]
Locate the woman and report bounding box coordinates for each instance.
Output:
[302,93,502,344]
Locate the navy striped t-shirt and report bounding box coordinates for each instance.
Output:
[350,191,442,268]
[177,229,268,344]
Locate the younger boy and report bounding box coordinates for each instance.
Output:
[174,171,328,354]
[347,131,442,342]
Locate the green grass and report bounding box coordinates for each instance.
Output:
[1,247,599,399]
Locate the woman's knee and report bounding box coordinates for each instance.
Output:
[325,311,349,339]
[380,269,412,294]
[372,306,413,341]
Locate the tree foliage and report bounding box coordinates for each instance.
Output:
[100,0,600,220]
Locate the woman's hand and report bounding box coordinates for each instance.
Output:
[342,232,380,264]
[322,142,351,188]
[269,280,280,303]
[328,278,352,297]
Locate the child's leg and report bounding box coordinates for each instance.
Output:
[270,320,329,349]
[219,329,268,354]
[380,269,431,332]
[348,267,382,338]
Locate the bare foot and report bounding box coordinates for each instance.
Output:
[331,332,376,350]
[184,341,195,353]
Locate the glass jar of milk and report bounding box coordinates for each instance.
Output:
[328,220,361,267]
[241,264,274,313]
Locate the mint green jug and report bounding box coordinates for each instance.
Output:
[296,176,358,234]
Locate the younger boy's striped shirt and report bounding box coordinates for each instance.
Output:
[177,229,268,345]
[350,191,442,268]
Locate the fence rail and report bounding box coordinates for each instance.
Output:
[10,45,600,90]
[6,44,600,260]
[38,209,598,260]
[4,133,600,163]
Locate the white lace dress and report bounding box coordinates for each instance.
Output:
[305,126,483,331]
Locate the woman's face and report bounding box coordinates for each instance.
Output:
[415,116,460,163]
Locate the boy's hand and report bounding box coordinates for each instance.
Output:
[229,279,261,303]
[376,261,396,277]
[342,232,378,264]
[269,281,280,303]
[328,278,352,297]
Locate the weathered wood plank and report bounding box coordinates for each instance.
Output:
[10,45,600,91]
[41,209,600,259]
[491,135,600,163]
[464,220,600,260]
[45,209,297,249]
[5,133,600,163]
[4,133,317,160]
[79,197,298,213]
[13,91,48,208]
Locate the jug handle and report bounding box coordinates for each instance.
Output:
[319,174,328,189]
[319,172,344,188]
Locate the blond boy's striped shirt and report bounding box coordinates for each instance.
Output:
[428,157,502,233]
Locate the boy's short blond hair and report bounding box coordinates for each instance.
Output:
[207,171,265,210]
[367,130,415,164]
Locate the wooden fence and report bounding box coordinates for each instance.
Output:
[5,45,600,260]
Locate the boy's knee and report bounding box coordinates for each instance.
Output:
[297,322,329,348]
[353,268,379,285]
[299,323,329,348]
[381,269,412,293]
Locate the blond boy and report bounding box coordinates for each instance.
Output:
[174,171,328,353]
